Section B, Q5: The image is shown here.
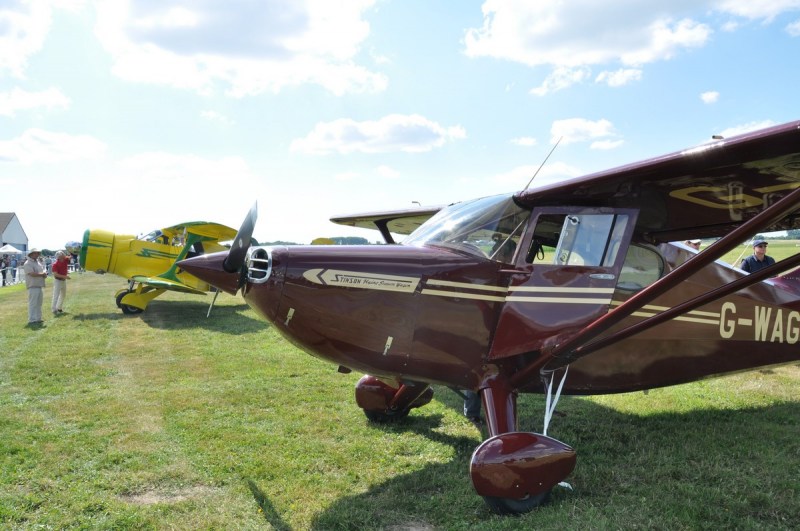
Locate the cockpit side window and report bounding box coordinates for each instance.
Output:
[616,244,665,291]
[526,213,629,266]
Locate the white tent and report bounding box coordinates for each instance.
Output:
[0,244,22,253]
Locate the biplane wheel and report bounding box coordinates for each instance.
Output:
[482,490,550,515]
[362,408,410,423]
[116,291,143,314]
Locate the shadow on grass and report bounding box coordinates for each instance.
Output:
[246,479,292,531]
[140,301,266,334]
[305,397,800,529]
[71,301,266,334]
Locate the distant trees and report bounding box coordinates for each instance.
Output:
[262,236,373,246]
[331,236,370,245]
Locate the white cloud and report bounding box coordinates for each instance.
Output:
[93,0,386,96]
[376,165,400,179]
[722,20,740,31]
[200,110,233,125]
[290,114,466,155]
[530,66,591,95]
[116,151,252,189]
[550,118,617,145]
[716,120,776,138]
[0,129,106,164]
[463,2,800,95]
[0,2,53,77]
[787,19,800,35]
[715,0,800,22]
[700,90,720,103]
[595,68,643,87]
[334,171,360,181]
[65,152,262,239]
[511,137,537,147]
[0,87,71,117]
[465,3,711,69]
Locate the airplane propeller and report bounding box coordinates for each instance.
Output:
[223,202,258,274]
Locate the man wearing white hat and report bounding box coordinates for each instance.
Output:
[23,248,47,325]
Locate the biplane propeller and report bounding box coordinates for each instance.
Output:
[79,219,252,314]
[179,120,800,514]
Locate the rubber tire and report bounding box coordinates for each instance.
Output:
[482,489,550,515]
[116,291,143,315]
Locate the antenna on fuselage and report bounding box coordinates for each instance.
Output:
[523,136,562,190]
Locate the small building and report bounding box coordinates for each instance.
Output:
[0,212,29,252]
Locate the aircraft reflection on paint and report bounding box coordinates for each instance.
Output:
[179,121,800,514]
[79,221,243,314]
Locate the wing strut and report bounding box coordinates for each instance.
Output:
[509,184,800,388]
[566,251,800,359]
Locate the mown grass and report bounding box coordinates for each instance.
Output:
[1,273,798,530]
[717,238,799,267]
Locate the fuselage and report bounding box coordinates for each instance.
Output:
[180,193,800,395]
[235,240,800,395]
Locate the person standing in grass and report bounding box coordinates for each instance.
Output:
[51,250,71,315]
[23,248,47,325]
[740,239,775,273]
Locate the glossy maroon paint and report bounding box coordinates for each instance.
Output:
[176,120,800,514]
[240,244,508,391]
[470,432,576,499]
[354,375,433,414]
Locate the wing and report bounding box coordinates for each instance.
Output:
[516,121,800,243]
[161,222,238,242]
[330,205,443,243]
[131,275,207,295]
[504,121,800,385]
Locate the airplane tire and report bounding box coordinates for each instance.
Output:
[482,490,550,515]
[363,408,410,423]
[116,291,143,315]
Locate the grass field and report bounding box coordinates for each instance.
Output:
[716,238,800,266]
[1,269,799,529]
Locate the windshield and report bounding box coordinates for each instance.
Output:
[404,194,530,262]
[140,230,164,242]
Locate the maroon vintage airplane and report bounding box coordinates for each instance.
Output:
[179,120,800,514]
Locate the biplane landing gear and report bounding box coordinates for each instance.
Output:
[355,375,433,423]
[115,290,143,314]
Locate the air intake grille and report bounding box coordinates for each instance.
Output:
[247,247,272,284]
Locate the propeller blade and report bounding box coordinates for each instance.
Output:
[223,202,258,273]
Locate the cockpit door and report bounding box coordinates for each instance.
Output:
[488,207,638,359]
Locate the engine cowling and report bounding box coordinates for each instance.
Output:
[80,229,114,273]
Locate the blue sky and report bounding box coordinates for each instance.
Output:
[2,0,799,249]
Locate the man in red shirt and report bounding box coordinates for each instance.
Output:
[51,251,71,314]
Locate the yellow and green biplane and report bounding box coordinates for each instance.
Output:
[80,220,248,314]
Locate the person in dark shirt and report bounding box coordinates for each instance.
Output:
[740,239,775,273]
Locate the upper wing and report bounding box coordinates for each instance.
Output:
[131,275,207,295]
[161,222,238,242]
[330,205,443,243]
[516,121,800,243]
